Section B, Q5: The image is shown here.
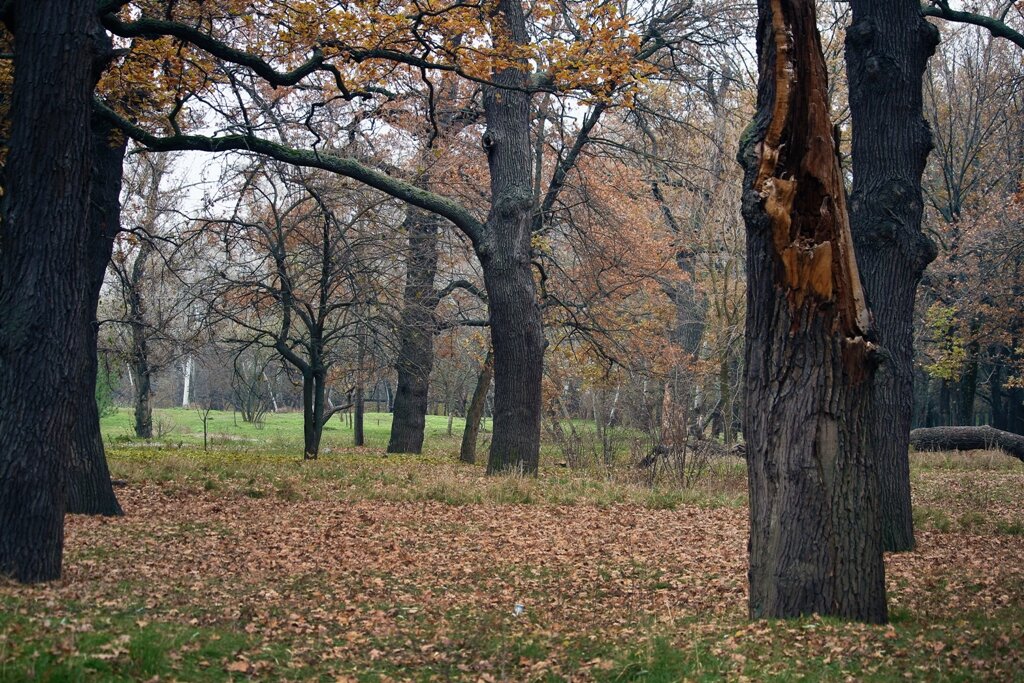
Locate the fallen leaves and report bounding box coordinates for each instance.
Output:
[0,456,1022,680]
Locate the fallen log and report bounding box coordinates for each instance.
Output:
[909,426,1024,463]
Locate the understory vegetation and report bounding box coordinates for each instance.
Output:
[1,410,1022,681]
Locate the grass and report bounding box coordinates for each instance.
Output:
[0,408,1021,680]
[101,407,478,455]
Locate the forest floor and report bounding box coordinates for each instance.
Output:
[2,410,1023,681]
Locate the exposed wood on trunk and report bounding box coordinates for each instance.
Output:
[739,0,886,623]
[910,426,1024,463]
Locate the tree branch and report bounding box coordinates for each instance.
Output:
[94,100,485,247]
[436,278,488,302]
[922,1,1024,50]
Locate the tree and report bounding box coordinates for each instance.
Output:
[845,0,940,552]
[108,151,198,439]
[0,0,103,582]
[200,160,398,458]
[97,0,728,474]
[387,208,445,454]
[922,0,1024,50]
[738,0,886,622]
[67,114,128,516]
[914,13,1024,433]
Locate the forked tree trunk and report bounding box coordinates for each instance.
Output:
[481,0,544,475]
[67,115,127,517]
[0,0,99,582]
[388,208,441,454]
[740,0,886,623]
[846,0,940,552]
[460,350,494,464]
[302,370,327,459]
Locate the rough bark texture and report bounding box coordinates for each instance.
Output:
[387,208,441,454]
[740,0,886,623]
[460,350,494,464]
[67,115,127,516]
[846,0,940,552]
[910,426,1024,462]
[481,0,544,475]
[0,0,99,582]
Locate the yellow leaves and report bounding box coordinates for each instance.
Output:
[923,303,967,381]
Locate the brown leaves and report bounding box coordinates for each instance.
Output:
[2,456,1024,679]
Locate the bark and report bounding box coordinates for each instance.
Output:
[387,208,441,454]
[846,0,940,552]
[740,0,886,622]
[910,425,1024,462]
[354,382,365,447]
[1010,386,1024,435]
[461,350,494,464]
[129,239,155,439]
[989,351,1007,430]
[939,379,952,426]
[0,0,100,582]
[301,371,326,459]
[957,338,979,425]
[67,115,127,516]
[481,0,543,475]
[182,355,193,407]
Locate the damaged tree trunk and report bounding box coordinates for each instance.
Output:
[846,0,940,552]
[910,426,1024,463]
[739,0,886,622]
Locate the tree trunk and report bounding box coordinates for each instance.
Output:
[67,115,127,517]
[481,0,543,475]
[845,0,940,553]
[461,350,494,464]
[957,340,979,426]
[939,379,952,426]
[182,355,193,407]
[0,0,100,582]
[1009,385,1024,435]
[302,371,325,459]
[387,208,440,454]
[354,383,365,447]
[910,425,1024,462]
[989,351,1007,430]
[740,0,886,623]
[129,240,155,439]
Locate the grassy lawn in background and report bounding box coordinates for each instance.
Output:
[0,408,1022,681]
